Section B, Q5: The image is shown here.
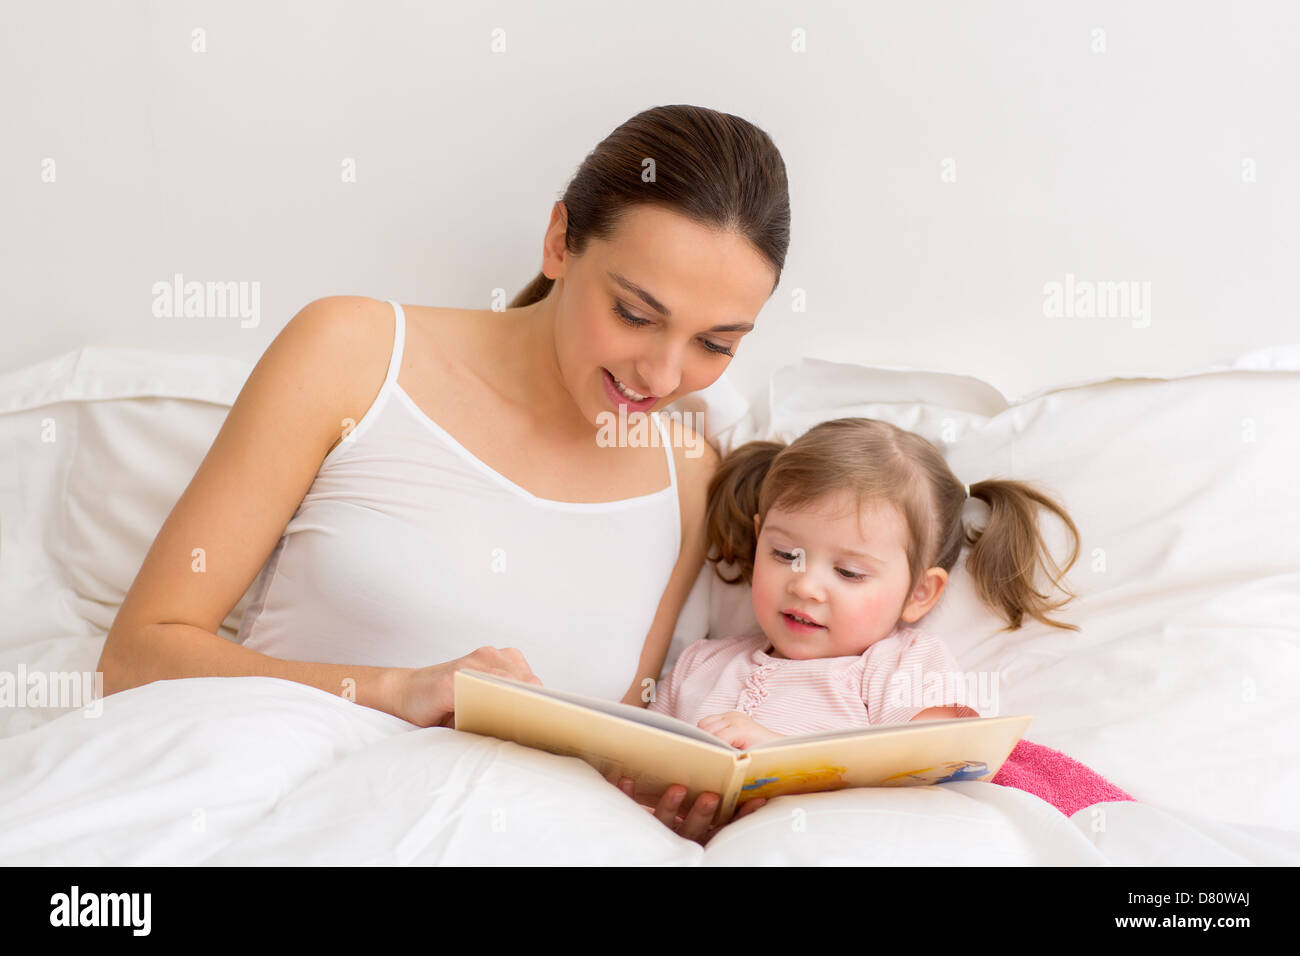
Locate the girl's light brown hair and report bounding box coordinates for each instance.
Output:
[705,418,1082,633]
[508,104,791,308]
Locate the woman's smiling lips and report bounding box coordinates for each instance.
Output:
[601,367,658,413]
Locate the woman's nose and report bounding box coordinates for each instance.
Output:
[635,349,683,398]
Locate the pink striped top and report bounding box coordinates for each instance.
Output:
[647,628,980,736]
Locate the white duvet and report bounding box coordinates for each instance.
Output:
[2,347,1298,865]
[3,675,1295,866]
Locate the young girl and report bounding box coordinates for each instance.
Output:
[647,416,1081,749]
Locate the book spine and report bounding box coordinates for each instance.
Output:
[715,753,752,827]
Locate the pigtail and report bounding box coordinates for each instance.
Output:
[704,440,786,585]
[964,479,1082,632]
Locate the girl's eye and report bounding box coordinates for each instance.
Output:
[612,303,734,357]
[771,548,865,580]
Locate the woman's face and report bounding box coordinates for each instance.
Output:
[542,202,776,427]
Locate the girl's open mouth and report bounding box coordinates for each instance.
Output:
[781,611,825,633]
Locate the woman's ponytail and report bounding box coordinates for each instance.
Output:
[964,479,1082,632]
[704,440,786,585]
[507,271,555,309]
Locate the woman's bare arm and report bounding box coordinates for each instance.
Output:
[96,296,407,716]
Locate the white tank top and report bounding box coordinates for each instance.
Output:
[236,299,682,701]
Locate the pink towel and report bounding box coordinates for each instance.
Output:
[989,738,1135,817]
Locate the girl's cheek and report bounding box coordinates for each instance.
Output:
[843,589,895,631]
[750,563,777,618]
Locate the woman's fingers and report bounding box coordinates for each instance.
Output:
[672,790,720,843]
[612,778,738,843]
[612,774,639,801]
[652,785,687,827]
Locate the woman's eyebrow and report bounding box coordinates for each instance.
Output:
[607,271,755,333]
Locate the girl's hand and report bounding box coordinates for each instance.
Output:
[697,711,784,750]
[390,646,543,728]
[605,773,767,845]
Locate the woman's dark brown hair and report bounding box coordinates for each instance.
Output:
[706,418,1082,633]
[509,104,791,308]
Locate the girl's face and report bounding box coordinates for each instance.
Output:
[751,490,948,660]
[542,202,776,427]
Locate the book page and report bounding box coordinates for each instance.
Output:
[746,715,986,751]
[461,670,738,750]
[453,670,1033,830]
[454,669,749,821]
[737,714,1033,805]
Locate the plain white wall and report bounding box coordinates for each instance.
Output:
[4,0,1297,406]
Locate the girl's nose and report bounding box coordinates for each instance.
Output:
[787,568,827,602]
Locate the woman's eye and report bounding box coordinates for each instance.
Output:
[613,303,734,357]
[612,303,652,328]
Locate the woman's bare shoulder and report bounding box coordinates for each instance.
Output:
[317,298,487,453]
[658,413,721,557]
[293,296,396,455]
[664,415,720,501]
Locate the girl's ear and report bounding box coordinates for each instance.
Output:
[753,513,761,538]
[900,568,950,623]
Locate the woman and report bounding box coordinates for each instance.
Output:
[97,104,790,844]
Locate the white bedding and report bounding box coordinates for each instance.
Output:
[5,675,1296,866]
[1,345,1298,865]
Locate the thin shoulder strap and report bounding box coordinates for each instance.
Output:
[652,411,678,491]
[383,299,407,387]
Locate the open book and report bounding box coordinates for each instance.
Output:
[453,669,1032,826]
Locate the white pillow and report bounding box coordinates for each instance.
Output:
[0,348,258,734]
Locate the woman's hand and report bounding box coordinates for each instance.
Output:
[605,772,767,845]
[697,711,783,750]
[603,710,781,842]
[390,646,543,728]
